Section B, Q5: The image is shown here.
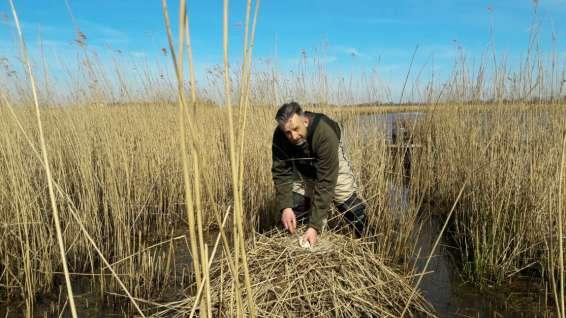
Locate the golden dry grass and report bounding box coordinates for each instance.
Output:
[1,101,564,316]
[410,106,566,285]
[153,231,434,317]
[0,104,421,311]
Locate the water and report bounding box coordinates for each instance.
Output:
[0,277,125,317]
[413,214,553,317]
[372,111,555,317]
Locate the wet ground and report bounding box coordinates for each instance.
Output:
[4,218,553,317]
[379,111,556,317]
[384,176,554,317]
[0,279,126,317]
[414,215,554,317]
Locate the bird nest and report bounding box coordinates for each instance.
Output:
[156,230,434,317]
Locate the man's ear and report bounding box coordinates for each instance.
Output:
[303,116,309,127]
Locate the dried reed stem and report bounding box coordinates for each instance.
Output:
[161,0,207,315]
[558,133,566,318]
[188,208,231,318]
[7,1,77,317]
[223,0,256,316]
[238,0,261,206]
[183,4,197,111]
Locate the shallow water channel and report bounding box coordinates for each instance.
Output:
[413,213,552,317]
[361,112,554,317]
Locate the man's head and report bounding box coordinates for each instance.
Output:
[275,102,309,145]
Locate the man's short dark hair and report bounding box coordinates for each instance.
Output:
[275,102,303,125]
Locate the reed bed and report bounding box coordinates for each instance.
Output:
[0,104,422,312]
[0,105,183,303]
[409,105,566,287]
[1,97,565,316]
[152,230,434,318]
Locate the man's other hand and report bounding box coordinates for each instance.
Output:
[281,208,297,234]
[303,227,318,246]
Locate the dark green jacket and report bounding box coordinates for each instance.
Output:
[271,112,341,232]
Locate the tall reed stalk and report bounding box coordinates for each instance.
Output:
[161,0,208,315]
[8,1,77,316]
[223,0,256,315]
[558,134,566,317]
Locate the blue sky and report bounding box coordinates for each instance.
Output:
[1,0,565,103]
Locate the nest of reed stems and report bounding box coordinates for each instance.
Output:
[155,229,434,317]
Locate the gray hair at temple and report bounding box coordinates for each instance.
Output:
[275,102,304,126]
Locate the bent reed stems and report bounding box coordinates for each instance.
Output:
[1,1,566,317]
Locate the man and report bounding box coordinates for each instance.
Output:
[271,102,367,246]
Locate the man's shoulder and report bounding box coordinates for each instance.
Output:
[309,116,340,158]
[306,111,338,124]
[309,113,341,143]
[312,119,339,140]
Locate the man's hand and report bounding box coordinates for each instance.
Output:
[302,227,318,246]
[281,208,297,234]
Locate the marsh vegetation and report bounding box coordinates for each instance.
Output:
[1,0,566,317]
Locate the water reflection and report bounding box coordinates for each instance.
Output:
[361,111,555,317]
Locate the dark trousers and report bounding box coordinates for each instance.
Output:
[293,192,367,238]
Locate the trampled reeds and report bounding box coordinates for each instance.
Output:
[152,231,435,317]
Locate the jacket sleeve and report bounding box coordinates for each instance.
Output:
[309,122,339,232]
[271,130,294,213]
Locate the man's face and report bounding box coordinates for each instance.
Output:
[281,113,309,145]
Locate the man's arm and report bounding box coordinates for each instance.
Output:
[271,129,294,213]
[308,122,339,233]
